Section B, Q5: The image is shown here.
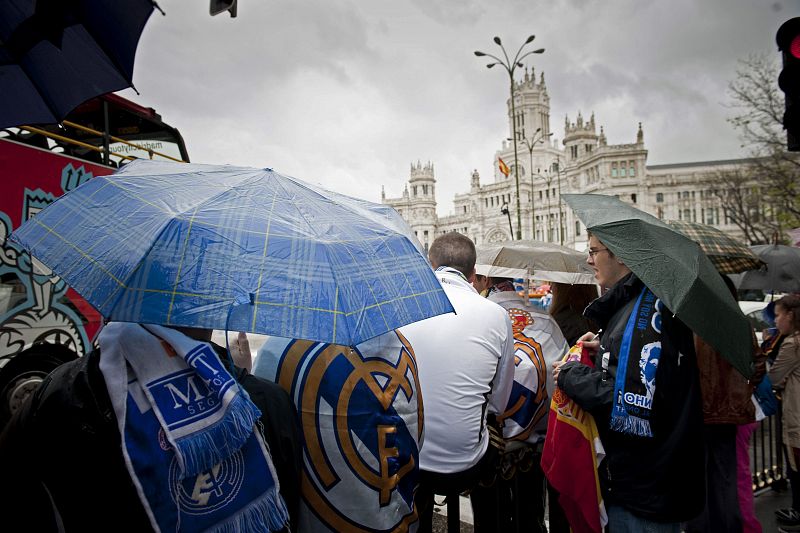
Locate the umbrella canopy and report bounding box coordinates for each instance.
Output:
[10,160,454,346]
[666,220,766,274]
[735,244,800,293]
[475,239,596,284]
[0,0,157,129]
[563,193,753,377]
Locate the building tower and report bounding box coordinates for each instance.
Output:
[563,112,599,163]
[507,68,551,144]
[496,68,553,184]
[408,161,437,252]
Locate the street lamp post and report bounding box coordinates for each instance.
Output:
[552,157,565,245]
[540,171,554,242]
[500,203,514,241]
[517,128,553,240]
[476,35,545,240]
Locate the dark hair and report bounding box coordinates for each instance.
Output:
[549,282,599,317]
[428,233,476,278]
[776,294,800,333]
[585,230,615,258]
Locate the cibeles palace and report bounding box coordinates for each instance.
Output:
[382,67,750,252]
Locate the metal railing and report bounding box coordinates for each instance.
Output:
[752,407,787,493]
[13,121,186,165]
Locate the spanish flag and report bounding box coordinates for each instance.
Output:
[541,344,607,533]
[498,157,510,177]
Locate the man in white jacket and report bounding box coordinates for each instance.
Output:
[400,233,515,533]
[470,270,569,533]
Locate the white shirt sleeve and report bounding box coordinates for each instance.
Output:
[487,315,516,415]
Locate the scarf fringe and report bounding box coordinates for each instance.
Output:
[210,487,290,533]
[609,413,652,438]
[176,393,263,477]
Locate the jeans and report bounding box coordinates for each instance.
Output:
[607,505,680,533]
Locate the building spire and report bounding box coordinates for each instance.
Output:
[471,169,480,189]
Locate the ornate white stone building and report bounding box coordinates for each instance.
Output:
[382,67,755,251]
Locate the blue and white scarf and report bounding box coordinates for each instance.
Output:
[98,322,288,532]
[610,288,663,438]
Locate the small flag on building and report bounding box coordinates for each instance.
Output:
[498,157,510,177]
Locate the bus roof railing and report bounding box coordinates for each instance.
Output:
[61,120,185,163]
[14,121,186,165]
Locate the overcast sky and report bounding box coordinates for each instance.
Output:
[120,0,798,216]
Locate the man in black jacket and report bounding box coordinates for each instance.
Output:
[0,327,301,532]
[552,234,704,531]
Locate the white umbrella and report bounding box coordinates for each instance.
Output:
[475,239,596,285]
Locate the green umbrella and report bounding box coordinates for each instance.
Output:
[564,194,753,378]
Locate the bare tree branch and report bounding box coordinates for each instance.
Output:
[710,54,800,242]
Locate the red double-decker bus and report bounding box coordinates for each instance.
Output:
[0,94,189,427]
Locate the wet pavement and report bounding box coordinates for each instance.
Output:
[428,486,793,532]
[756,485,792,532]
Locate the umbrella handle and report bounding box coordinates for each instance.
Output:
[223,293,256,378]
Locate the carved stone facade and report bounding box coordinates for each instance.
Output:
[383,67,754,250]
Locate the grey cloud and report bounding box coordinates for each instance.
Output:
[118,0,800,216]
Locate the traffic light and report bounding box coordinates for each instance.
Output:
[777,17,800,151]
[210,0,237,17]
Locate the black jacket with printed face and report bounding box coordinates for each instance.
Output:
[0,344,301,532]
[556,273,705,523]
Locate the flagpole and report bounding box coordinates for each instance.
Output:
[475,36,545,241]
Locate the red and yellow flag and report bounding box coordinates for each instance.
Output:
[498,157,510,177]
[541,344,607,533]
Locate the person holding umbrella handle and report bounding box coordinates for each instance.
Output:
[552,233,705,532]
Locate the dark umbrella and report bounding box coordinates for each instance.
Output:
[564,193,753,378]
[0,0,159,129]
[667,220,766,274]
[735,244,800,293]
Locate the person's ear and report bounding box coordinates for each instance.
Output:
[467,268,476,283]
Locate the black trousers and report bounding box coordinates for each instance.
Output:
[470,449,547,533]
[546,480,572,533]
[684,424,742,533]
[787,445,800,511]
[416,459,484,533]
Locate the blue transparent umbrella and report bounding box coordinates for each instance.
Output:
[10,160,454,346]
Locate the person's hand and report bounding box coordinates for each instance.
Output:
[552,360,566,382]
[577,331,600,357]
[230,331,252,372]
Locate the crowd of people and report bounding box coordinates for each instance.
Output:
[0,229,797,533]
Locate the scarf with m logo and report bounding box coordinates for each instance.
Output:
[99,322,288,532]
